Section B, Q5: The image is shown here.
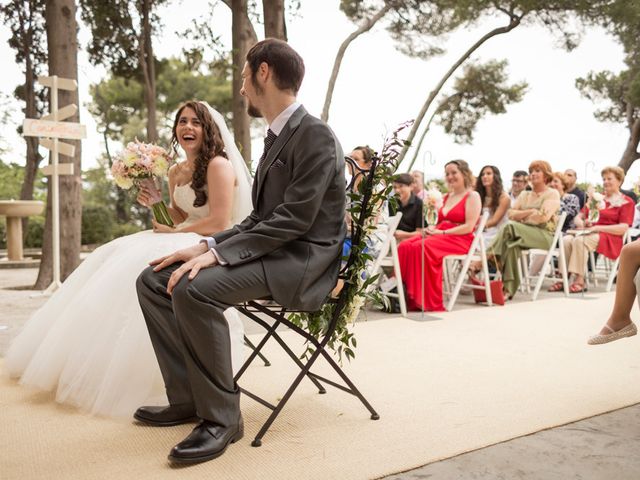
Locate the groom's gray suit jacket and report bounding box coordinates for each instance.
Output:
[212,106,346,311]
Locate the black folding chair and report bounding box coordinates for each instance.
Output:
[234,155,380,447]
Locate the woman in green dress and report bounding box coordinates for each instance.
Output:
[488,160,560,298]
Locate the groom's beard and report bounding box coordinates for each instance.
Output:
[247,102,263,118]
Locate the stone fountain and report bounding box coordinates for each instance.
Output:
[0,200,45,261]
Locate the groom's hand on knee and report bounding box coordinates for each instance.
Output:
[166,251,218,295]
[151,243,209,272]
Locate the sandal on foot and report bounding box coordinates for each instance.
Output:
[569,283,587,294]
[547,281,564,292]
[588,322,637,345]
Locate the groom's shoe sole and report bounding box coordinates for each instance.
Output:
[133,412,199,427]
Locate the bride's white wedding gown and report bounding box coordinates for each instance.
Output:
[4,183,245,417]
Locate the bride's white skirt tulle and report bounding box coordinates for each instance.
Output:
[4,230,245,418]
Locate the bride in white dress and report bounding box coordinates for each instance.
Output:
[5,101,253,418]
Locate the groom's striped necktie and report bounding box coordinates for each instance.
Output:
[258,128,277,174]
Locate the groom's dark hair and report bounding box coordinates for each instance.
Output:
[246,38,305,94]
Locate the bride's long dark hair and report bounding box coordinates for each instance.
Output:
[170,101,227,208]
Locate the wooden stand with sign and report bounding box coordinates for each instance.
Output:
[22,75,86,294]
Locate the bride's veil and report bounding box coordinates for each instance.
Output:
[200,101,253,225]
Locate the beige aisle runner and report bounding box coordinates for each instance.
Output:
[2,292,639,480]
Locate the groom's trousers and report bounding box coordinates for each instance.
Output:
[136,260,270,428]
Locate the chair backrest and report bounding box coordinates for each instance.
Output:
[366,212,403,276]
[550,211,568,248]
[465,210,490,256]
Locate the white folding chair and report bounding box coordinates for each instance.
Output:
[519,211,568,301]
[588,228,635,292]
[367,213,407,317]
[442,211,491,311]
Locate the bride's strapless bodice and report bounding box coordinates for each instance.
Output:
[173,183,209,227]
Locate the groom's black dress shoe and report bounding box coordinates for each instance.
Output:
[168,418,244,464]
[133,404,198,427]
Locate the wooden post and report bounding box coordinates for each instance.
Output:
[22,74,85,294]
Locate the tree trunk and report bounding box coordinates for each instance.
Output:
[139,0,157,142]
[262,0,286,40]
[618,117,640,172]
[36,0,82,289]
[231,0,256,167]
[321,2,393,123]
[20,44,43,237]
[396,16,522,165]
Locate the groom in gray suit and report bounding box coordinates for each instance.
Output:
[135,38,345,464]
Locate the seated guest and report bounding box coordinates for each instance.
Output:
[558,166,634,294]
[390,173,425,242]
[343,145,376,257]
[476,165,510,245]
[346,145,375,190]
[411,170,426,200]
[541,172,581,288]
[564,168,586,209]
[551,171,580,232]
[398,160,481,312]
[509,170,529,205]
[489,160,560,299]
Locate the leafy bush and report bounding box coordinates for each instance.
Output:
[82,205,114,245]
[24,215,45,248]
[0,219,5,249]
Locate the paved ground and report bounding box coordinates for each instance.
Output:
[1,266,639,479]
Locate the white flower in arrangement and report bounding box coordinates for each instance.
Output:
[424,182,444,209]
[424,182,443,225]
[343,289,366,325]
[586,186,606,210]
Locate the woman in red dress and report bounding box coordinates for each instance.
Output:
[561,166,634,294]
[398,160,481,311]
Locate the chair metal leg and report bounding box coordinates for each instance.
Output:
[244,335,271,367]
[236,307,326,394]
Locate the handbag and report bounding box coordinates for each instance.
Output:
[469,275,505,306]
[468,241,505,305]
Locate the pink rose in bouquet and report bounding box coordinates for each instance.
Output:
[111,139,174,226]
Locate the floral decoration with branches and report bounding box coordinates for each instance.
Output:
[288,121,413,363]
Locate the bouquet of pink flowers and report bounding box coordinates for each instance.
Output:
[111,139,174,226]
[424,182,443,226]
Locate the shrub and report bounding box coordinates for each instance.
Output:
[0,219,5,249]
[82,205,114,245]
[24,215,45,248]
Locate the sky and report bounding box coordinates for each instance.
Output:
[0,0,638,189]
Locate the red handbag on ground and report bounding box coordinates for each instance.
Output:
[468,275,505,306]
